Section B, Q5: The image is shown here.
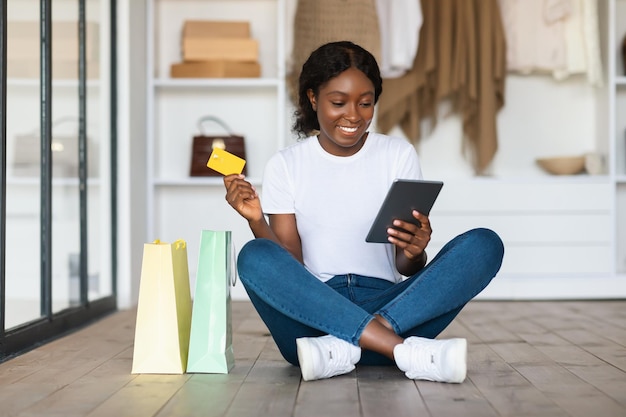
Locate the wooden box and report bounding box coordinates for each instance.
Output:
[182,38,258,62]
[183,20,250,39]
[170,61,260,78]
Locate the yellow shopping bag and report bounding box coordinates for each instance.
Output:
[131,239,192,374]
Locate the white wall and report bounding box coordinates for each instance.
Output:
[116,0,148,309]
[393,75,604,180]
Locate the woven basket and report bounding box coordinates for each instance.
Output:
[287,0,381,102]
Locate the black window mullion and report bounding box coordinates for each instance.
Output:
[78,0,88,305]
[40,0,53,318]
[110,0,118,297]
[0,0,8,335]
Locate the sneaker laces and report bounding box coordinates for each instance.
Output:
[315,336,358,379]
[405,340,443,380]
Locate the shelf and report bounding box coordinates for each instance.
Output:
[153,78,282,89]
[437,175,613,184]
[151,174,614,187]
[7,78,101,88]
[616,76,626,85]
[148,174,611,187]
[6,177,102,186]
[154,177,262,187]
[617,175,626,184]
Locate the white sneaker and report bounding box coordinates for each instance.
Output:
[394,336,467,383]
[296,335,361,381]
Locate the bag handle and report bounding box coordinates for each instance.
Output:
[52,116,80,129]
[151,239,186,250]
[230,240,238,286]
[197,116,234,136]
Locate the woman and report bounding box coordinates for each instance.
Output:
[223,41,504,383]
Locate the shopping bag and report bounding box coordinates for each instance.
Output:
[131,239,193,374]
[189,116,247,177]
[186,230,236,373]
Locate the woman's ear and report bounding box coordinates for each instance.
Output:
[307,89,317,111]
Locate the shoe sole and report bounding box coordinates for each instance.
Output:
[448,338,467,383]
[296,338,316,381]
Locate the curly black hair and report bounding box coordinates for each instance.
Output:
[292,41,383,137]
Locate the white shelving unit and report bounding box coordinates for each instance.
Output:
[145,0,287,299]
[144,0,626,299]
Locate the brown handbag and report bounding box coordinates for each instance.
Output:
[189,116,247,177]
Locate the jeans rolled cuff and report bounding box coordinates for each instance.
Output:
[350,314,377,346]
[376,311,401,335]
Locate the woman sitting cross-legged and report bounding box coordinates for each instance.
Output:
[223,41,504,383]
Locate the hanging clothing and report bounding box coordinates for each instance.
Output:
[377,0,507,175]
[287,0,381,103]
[376,0,436,147]
[553,0,603,86]
[499,0,603,86]
[498,0,568,74]
[374,0,423,79]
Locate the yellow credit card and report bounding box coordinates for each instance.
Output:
[206,147,246,176]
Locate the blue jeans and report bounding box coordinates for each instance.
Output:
[237,228,504,366]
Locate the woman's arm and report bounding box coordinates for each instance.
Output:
[386,210,431,276]
[395,248,427,277]
[224,173,268,232]
[224,174,303,262]
[268,213,303,263]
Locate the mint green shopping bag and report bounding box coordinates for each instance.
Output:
[187,230,236,373]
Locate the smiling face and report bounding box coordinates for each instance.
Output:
[307,67,375,157]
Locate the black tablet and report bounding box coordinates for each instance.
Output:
[365,179,444,243]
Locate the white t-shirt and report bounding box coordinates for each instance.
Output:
[262,132,423,283]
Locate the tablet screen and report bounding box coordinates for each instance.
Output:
[365,179,444,243]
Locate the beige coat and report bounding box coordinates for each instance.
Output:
[377,0,506,175]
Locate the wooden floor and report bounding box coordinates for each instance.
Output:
[1,300,626,417]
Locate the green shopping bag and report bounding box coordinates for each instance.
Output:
[187,230,236,373]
